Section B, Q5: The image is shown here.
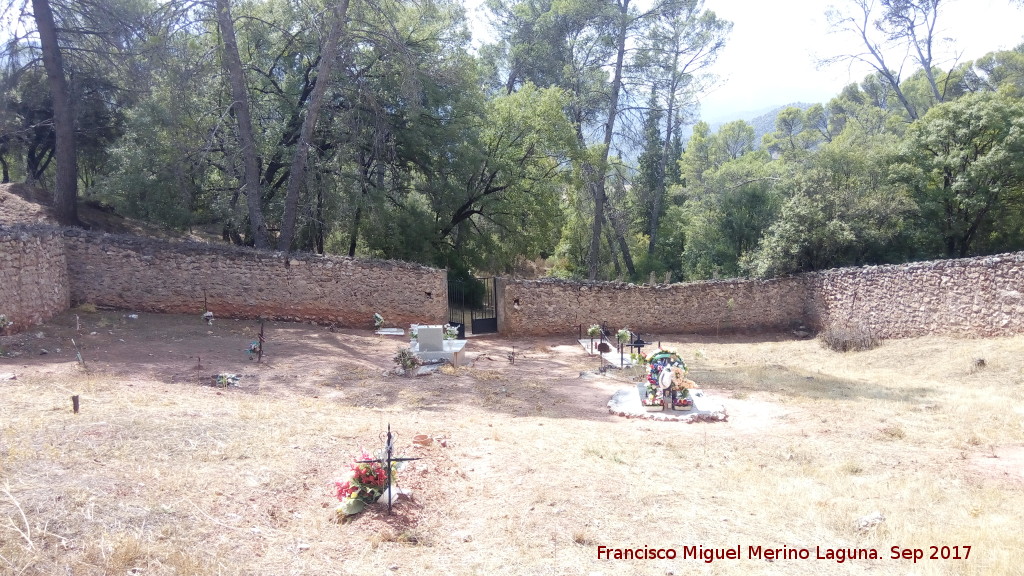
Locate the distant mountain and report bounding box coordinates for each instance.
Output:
[707,102,816,147]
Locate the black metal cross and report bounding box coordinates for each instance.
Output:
[357,424,421,514]
[626,336,647,358]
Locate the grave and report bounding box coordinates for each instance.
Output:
[607,387,728,422]
[576,333,640,368]
[410,324,468,367]
[607,347,728,422]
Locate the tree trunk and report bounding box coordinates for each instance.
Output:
[605,197,636,277]
[314,184,325,254]
[586,0,630,280]
[648,53,678,258]
[32,0,78,225]
[347,202,362,257]
[277,0,350,251]
[605,226,621,277]
[216,0,269,248]
[584,162,605,280]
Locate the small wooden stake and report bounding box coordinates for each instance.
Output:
[71,395,80,414]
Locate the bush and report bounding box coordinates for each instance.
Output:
[393,347,420,373]
[820,323,881,352]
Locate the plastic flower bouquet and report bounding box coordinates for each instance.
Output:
[334,451,396,516]
[443,324,459,340]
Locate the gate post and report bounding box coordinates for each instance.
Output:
[495,277,505,335]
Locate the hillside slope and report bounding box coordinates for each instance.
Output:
[0,183,200,240]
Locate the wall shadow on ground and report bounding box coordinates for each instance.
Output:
[2,311,936,424]
[0,311,630,424]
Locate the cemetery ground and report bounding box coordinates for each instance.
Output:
[1,311,1023,576]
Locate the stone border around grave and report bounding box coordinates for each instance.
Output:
[606,388,728,423]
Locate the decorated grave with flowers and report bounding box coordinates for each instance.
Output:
[334,425,418,517]
[607,347,729,422]
[577,324,640,368]
[409,323,468,367]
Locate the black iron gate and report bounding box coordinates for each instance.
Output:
[447,279,466,339]
[471,277,498,334]
[447,276,498,336]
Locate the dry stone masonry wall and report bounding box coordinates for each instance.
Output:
[499,276,809,336]
[499,251,1024,339]
[2,225,1022,340]
[62,229,448,328]
[808,252,1024,338]
[0,225,70,332]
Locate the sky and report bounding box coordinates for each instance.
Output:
[696,0,1024,122]
[463,0,1024,123]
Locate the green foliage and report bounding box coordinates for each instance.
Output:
[744,129,914,277]
[894,91,1024,257]
[679,121,719,187]
[393,348,420,372]
[631,89,664,235]
[549,186,593,279]
[6,0,1024,285]
[966,44,1024,96]
[715,120,756,160]
[447,264,487,309]
[678,148,779,280]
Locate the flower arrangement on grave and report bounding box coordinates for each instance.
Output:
[667,366,696,410]
[0,314,11,333]
[373,313,385,330]
[443,323,459,340]
[641,348,690,409]
[334,450,397,516]
[616,327,632,344]
[586,324,602,338]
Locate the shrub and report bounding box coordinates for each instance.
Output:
[393,347,420,372]
[820,323,881,352]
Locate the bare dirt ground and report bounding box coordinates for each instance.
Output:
[2,309,1023,576]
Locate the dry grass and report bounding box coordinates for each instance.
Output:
[2,317,1024,575]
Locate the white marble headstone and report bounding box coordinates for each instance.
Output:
[418,325,444,352]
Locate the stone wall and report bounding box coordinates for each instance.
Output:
[808,252,1024,338]
[63,229,448,329]
[498,251,1024,339]
[0,225,70,332]
[498,276,809,336]
[3,224,1022,340]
